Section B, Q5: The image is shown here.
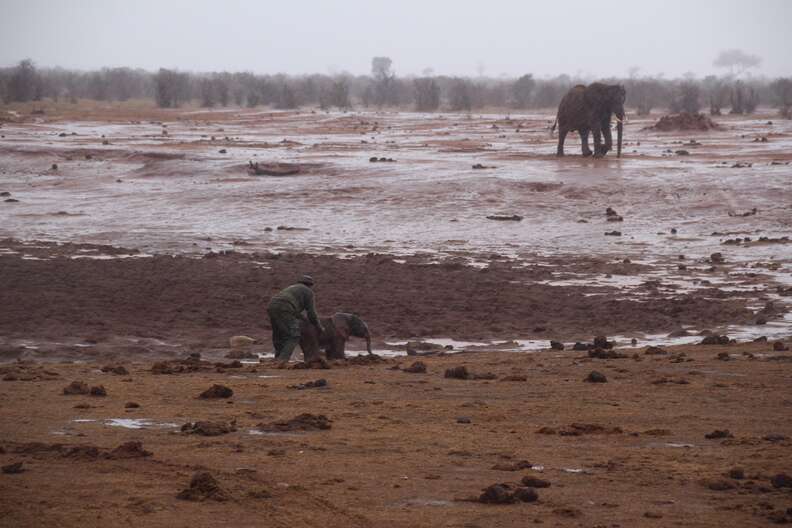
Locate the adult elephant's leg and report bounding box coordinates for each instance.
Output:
[557,128,568,156]
[602,118,613,154]
[580,129,592,157]
[592,123,604,158]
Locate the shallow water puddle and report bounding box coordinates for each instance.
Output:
[645,442,696,449]
[247,429,293,436]
[104,418,179,429]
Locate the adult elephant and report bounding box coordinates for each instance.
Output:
[553,83,626,158]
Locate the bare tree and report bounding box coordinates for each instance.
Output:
[713,49,762,77]
[413,77,440,112]
[154,68,190,108]
[510,74,535,109]
[275,82,297,109]
[669,82,701,114]
[371,56,397,107]
[8,59,42,102]
[532,75,572,108]
[730,81,759,114]
[702,75,728,115]
[448,78,472,112]
[626,78,665,115]
[320,78,351,109]
[770,78,792,118]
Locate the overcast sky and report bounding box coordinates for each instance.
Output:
[1,0,790,78]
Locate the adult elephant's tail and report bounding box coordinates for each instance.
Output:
[550,117,558,137]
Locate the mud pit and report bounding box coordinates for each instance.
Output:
[1,104,791,526]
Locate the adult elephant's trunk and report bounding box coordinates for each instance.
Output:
[615,111,624,158]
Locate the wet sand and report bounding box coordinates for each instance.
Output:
[1,103,791,526]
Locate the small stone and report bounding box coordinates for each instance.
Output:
[199,384,233,399]
[512,487,539,503]
[521,476,551,488]
[771,473,792,488]
[456,417,472,424]
[63,381,89,395]
[728,468,745,480]
[700,335,730,345]
[593,336,612,349]
[707,479,736,491]
[125,401,140,409]
[90,385,107,396]
[444,366,470,380]
[2,462,24,474]
[478,484,514,504]
[584,371,607,383]
[404,361,427,374]
[704,429,733,440]
[549,341,564,351]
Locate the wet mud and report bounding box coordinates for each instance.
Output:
[0,105,791,527]
[1,343,791,526]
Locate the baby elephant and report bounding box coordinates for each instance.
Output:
[300,313,372,360]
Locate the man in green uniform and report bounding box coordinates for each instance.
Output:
[267,275,325,364]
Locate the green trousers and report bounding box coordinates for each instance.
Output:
[267,304,301,361]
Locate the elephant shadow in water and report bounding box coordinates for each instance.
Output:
[553,82,626,158]
[300,312,372,361]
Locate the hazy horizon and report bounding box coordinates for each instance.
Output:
[2,0,791,79]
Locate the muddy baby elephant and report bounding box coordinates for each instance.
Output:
[299,313,372,360]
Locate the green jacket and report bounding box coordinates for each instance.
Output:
[269,284,320,326]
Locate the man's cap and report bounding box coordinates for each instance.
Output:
[298,275,315,286]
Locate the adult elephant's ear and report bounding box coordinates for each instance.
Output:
[582,84,600,108]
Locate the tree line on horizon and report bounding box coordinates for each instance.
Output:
[1,57,791,118]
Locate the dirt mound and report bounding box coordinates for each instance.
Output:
[258,413,332,432]
[2,462,24,474]
[478,483,539,504]
[648,112,719,131]
[62,381,89,395]
[444,366,497,380]
[1,363,60,381]
[287,379,328,390]
[152,357,212,375]
[558,423,623,436]
[176,471,230,502]
[108,441,152,459]
[584,371,608,383]
[445,366,470,379]
[181,420,237,436]
[198,384,233,399]
[491,460,533,472]
[403,361,427,374]
[521,476,551,488]
[100,365,129,375]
